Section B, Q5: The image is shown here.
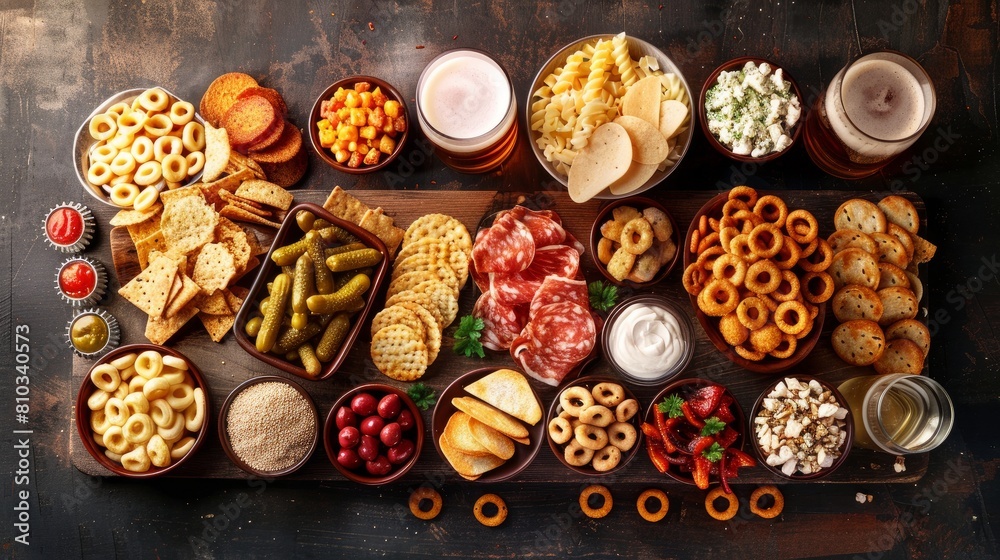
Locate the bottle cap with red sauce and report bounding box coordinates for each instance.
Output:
[55,256,107,306]
[44,202,95,253]
[66,308,120,358]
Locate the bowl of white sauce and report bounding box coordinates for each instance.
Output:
[602,294,694,386]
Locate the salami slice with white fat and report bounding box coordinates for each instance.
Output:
[529,276,589,319]
[473,291,527,351]
[490,245,580,305]
[471,212,535,274]
[563,230,586,256]
[511,301,596,386]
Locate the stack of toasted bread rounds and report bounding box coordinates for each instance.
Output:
[200,73,307,187]
[369,213,471,381]
[828,196,936,374]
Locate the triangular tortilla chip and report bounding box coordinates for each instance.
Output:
[198,311,236,342]
[164,275,202,318]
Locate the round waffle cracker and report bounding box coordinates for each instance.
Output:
[371,324,428,381]
[877,286,918,326]
[403,214,473,257]
[371,304,425,340]
[385,291,444,330]
[388,268,459,298]
[885,319,931,356]
[832,285,884,323]
[829,248,880,291]
[405,280,460,327]
[396,301,442,364]
[832,319,885,366]
[874,338,925,375]
[395,238,462,267]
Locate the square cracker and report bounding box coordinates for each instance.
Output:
[134,229,168,269]
[158,185,205,205]
[192,243,236,294]
[234,179,293,210]
[164,274,202,318]
[222,288,246,313]
[198,311,236,342]
[145,304,200,345]
[126,213,162,245]
[162,195,219,255]
[215,217,253,273]
[193,289,231,315]
[118,255,178,318]
[359,207,404,257]
[323,186,369,224]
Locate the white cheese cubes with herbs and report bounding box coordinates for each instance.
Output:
[705,61,801,157]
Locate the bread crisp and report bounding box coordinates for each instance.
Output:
[199,72,258,127]
[463,369,542,425]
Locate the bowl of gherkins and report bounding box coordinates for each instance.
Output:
[233,202,389,381]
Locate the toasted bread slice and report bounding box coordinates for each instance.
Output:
[222,95,279,152]
[200,72,258,127]
[442,412,494,457]
[438,432,504,477]
[451,396,528,440]
[464,369,541,425]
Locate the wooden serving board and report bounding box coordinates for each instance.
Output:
[72,189,929,484]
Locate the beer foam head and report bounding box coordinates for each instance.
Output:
[841,59,925,141]
[419,52,512,140]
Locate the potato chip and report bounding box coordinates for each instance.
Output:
[451,396,529,440]
[443,412,495,457]
[438,432,504,478]
[235,179,293,210]
[567,122,632,203]
[468,417,515,460]
[464,369,541,425]
[621,75,662,126]
[203,123,231,182]
[658,99,688,140]
[614,115,669,165]
[608,161,657,196]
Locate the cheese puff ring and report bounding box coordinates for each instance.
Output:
[575,424,609,450]
[802,271,835,304]
[769,332,798,359]
[592,383,625,408]
[719,226,741,252]
[109,172,135,187]
[705,486,739,520]
[134,161,162,186]
[753,195,789,228]
[757,292,780,312]
[548,416,574,444]
[128,136,153,164]
[580,405,615,428]
[116,110,147,136]
[109,150,136,177]
[745,260,781,294]
[689,228,701,255]
[474,494,508,527]
[750,485,784,519]
[88,161,113,186]
[121,445,151,473]
[161,153,189,183]
[749,323,783,353]
[559,386,594,417]
[144,113,173,137]
[798,239,833,272]
[154,136,183,162]
[729,185,759,207]
[735,341,766,361]
[133,186,159,213]
[182,121,206,152]
[696,246,727,271]
[786,209,819,244]
[138,87,170,112]
[772,270,801,302]
[771,238,801,270]
[185,151,205,176]
[730,209,763,234]
[89,114,118,141]
[698,278,740,317]
[409,486,442,520]
[795,316,815,340]
[123,413,154,444]
[637,489,669,522]
[697,231,721,254]
[106,102,131,118]
[708,217,721,232]
[580,485,613,519]
[736,297,769,330]
[169,101,195,126]
[721,198,749,219]
[719,312,749,346]
[109,183,140,207]
[592,445,622,472]
[607,422,637,452]
[798,237,820,259]
[564,439,595,466]
[90,363,121,392]
[683,263,708,296]
[774,300,810,335]
[727,234,758,263]
[712,253,748,287]
[615,399,639,423]
[621,218,654,255]
[748,223,784,259]
[91,144,118,164]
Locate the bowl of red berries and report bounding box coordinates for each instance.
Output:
[324,383,424,484]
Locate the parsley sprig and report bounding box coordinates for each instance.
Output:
[700,417,726,436]
[657,394,685,418]
[407,382,437,411]
[588,281,619,312]
[453,315,485,358]
[702,442,725,463]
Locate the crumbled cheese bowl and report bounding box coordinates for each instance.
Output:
[701,59,802,160]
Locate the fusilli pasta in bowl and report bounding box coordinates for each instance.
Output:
[527,33,694,200]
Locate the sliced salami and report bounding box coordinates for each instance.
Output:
[471,212,535,274]
[563,230,586,256]
[490,245,581,305]
[511,301,596,386]
[519,208,566,247]
[472,291,527,351]
[529,276,589,319]
[468,255,490,294]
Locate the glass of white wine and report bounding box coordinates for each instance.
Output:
[838,374,954,454]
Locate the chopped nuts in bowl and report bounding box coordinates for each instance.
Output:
[751,375,853,480]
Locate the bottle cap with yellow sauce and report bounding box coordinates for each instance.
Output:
[66,308,120,358]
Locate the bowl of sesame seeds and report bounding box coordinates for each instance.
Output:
[219,375,320,477]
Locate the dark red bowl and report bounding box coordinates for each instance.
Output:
[546,375,643,476]
[431,367,545,482]
[75,344,210,478]
[324,383,425,485]
[682,193,825,374]
[308,75,410,174]
[589,196,681,288]
[232,202,389,381]
[750,374,854,480]
[643,377,747,486]
[699,57,804,164]
[217,375,319,477]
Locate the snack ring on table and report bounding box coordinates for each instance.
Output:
[579,485,613,519]
[750,485,784,519]
[705,486,739,520]
[473,494,507,527]
[636,488,669,522]
[409,486,442,520]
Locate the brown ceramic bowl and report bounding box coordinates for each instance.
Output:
[546,376,643,476]
[233,202,389,381]
[699,57,804,164]
[589,196,681,288]
[75,344,210,478]
[432,367,545,482]
[643,377,747,486]
[217,375,319,477]
[309,75,410,174]
[682,193,825,374]
[750,374,854,481]
[323,383,425,485]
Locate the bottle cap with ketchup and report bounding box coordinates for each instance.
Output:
[44,202,95,253]
[55,256,107,306]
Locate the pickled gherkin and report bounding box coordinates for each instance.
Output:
[256,273,291,352]
[324,242,367,259]
[316,313,351,362]
[295,210,316,232]
[298,343,322,377]
[326,248,383,272]
[290,253,314,330]
[244,316,263,337]
[316,225,358,245]
[271,237,311,266]
[272,322,322,354]
[307,273,370,314]
[306,231,335,295]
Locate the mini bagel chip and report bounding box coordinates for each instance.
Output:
[834,199,887,234]
[614,115,669,165]
[451,396,529,440]
[463,369,542,425]
[371,324,428,381]
[874,338,925,375]
[659,99,689,139]
[621,75,661,126]
[468,417,516,460]
[568,122,632,203]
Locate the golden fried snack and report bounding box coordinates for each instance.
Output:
[409,486,443,520]
[750,485,784,519]
[473,494,507,527]
[637,488,669,522]
[786,209,819,244]
[729,185,758,208]
[748,223,784,259]
[754,195,789,228]
[592,445,622,472]
[579,485,613,519]
[592,382,625,408]
[705,486,739,521]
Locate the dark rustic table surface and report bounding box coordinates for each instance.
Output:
[2,1,998,559]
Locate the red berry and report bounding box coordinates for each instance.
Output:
[365,455,392,476]
[378,393,402,419]
[351,393,378,416]
[360,415,385,437]
[380,422,402,447]
[397,409,416,431]
[387,439,415,465]
[337,448,362,470]
[335,406,357,429]
[338,426,360,449]
[358,435,379,462]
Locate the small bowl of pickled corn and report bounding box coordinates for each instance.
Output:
[233,202,389,381]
